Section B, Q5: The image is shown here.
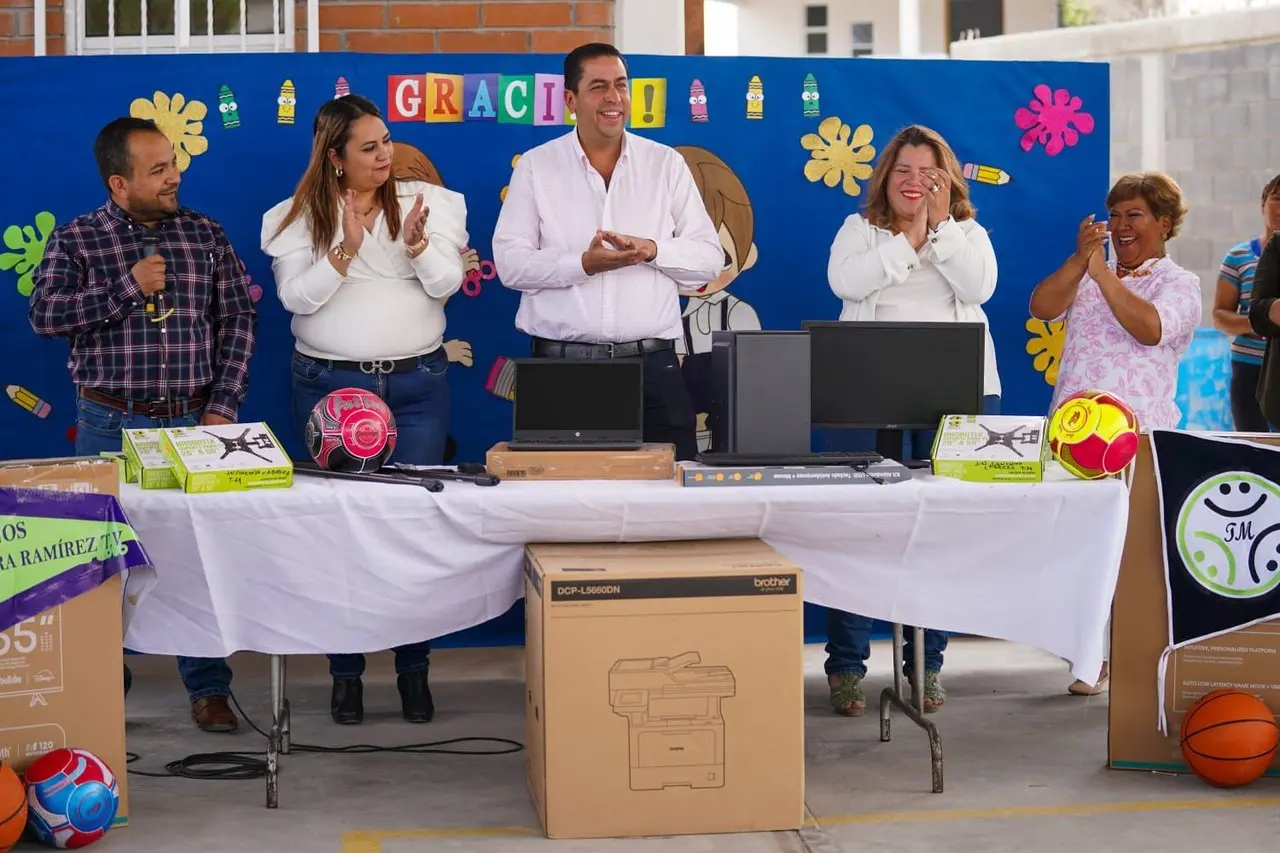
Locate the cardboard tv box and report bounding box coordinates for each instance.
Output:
[0,457,131,825]
[524,538,804,839]
[487,442,675,481]
[1110,433,1280,777]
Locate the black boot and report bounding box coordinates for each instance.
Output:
[397,671,434,723]
[330,676,363,724]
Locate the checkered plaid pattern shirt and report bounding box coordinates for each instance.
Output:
[29,201,257,420]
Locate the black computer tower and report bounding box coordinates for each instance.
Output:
[708,330,811,455]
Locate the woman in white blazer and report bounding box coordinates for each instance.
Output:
[823,124,1002,719]
[261,94,468,729]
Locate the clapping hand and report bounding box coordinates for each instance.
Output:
[340,189,365,256]
[923,168,952,230]
[403,192,429,254]
[582,230,648,276]
[600,231,657,262]
[1075,214,1109,276]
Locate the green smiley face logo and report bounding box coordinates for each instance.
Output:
[1176,472,1280,599]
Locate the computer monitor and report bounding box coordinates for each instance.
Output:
[801,320,985,461]
[510,358,645,449]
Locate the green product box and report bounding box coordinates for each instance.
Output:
[930,415,1049,483]
[121,429,180,489]
[159,422,294,494]
[98,451,129,483]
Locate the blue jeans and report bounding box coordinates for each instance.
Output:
[823,394,1002,678]
[74,395,235,702]
[290,348,450,678]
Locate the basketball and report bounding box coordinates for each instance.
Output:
[305,388,397,474]
[1180,688,1279,788]
[0,762,26,852]
[1047,389,1140,479]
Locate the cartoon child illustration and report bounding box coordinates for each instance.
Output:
[673,145,761,451]
[391,142,475,461]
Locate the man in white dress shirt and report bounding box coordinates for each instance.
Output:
[492,43,724,461]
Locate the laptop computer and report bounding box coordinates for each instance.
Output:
[506,358,645,451]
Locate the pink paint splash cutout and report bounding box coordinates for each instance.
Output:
[1014,84,1095,156]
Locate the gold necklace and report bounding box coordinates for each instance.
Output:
[1116,255,1162,279]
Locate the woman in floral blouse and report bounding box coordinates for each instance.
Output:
[1030,170,1202,695]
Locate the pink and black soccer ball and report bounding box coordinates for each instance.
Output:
[305,388,397,473]
[24,747,119,848]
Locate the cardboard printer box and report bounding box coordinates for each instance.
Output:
[1110,434,1280,777]
[524,538,804,839]
[0,457,131,826]
[487,442,675,481]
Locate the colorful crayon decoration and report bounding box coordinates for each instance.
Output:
[963,162,1012,185]
[690,79,708,122]
[485,357,516,401]
[217,85,240,129]
[7,384,51,418]
[746,75,763,119]
[335,76,350,98]
[802,73,820,118]
[277,80,296,124]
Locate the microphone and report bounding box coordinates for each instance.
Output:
[140,235,163,318]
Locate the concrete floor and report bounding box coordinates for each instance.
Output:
[24,638,1280,852]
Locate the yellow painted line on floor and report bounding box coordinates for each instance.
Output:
[341,826,538,853]
[340,796,1280,851]
[814,795,1280,827]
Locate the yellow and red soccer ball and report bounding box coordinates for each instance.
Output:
[1048,389,1140,479]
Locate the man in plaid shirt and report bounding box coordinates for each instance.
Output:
[29,116,257,733]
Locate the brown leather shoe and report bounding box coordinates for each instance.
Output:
[191,695,239,733]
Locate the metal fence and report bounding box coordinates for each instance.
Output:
[32,0,320,56]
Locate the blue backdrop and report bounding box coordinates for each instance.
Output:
[0,52,1110,647]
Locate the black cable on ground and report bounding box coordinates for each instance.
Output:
[125,691,523,780]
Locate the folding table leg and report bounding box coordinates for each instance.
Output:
[877,623,944,793]
[267,653,288,808]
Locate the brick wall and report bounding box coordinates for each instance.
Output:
[0,0,614,56]
[302,0,614,53]
[0,0,63,55]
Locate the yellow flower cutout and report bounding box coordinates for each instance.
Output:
[1025,317,1066,386]
[801,117,876,197]
[499,153,523,203]
[129,91,209,172]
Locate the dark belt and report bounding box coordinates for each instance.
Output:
[80,388,205,419]
[531,337,674,359]
[296,351,424,375]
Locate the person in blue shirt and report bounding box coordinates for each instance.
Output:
[1214,174,1280,432]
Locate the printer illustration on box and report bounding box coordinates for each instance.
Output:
[608,652,736,791]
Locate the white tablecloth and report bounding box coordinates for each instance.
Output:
[118,471,1129,683]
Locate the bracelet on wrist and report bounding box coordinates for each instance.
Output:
[405,237,427,257]
[332,244,356,262]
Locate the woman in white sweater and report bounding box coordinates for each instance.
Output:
[261,94,468,728]
[823,124,1002,718]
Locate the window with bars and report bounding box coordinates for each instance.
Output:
[77,0,292,53]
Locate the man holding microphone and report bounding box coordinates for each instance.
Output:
[29,116,258,733]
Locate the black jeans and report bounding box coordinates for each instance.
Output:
[1230,361,1272,433]
[532,343,698,461]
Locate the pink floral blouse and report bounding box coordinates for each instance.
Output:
[1050,257,1203,431]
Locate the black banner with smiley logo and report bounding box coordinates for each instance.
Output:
[1150,429,1280,731]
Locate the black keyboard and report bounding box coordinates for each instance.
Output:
[695,451,884,467]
